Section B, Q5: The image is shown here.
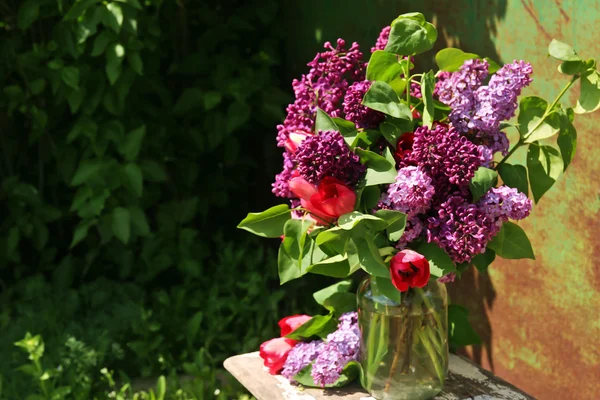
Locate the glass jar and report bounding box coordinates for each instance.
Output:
[357,276,448,400]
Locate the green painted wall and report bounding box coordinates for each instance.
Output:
[284,1,600,398]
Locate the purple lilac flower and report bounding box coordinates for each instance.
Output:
[281,340,325,380]
[272,151,296,198]
[311,312,360,387]
[438,272,456,283]
[371,26,390,52]
[396,216,425,248]
[295,130,365,186]
[478,186,532,222]
[427,196,500,264]
[404,125,483,202]
[379,166,435,216]
[437,58,489,108]
[343,80,385,128]
[276,39,365,147]
[433,71,452,99]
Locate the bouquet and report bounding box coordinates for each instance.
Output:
[238,12,599,392]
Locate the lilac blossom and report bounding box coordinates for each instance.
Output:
[371,26,390,52]
[396,216,425,248]
[343,80,385,128]
[427,196,500,264]
[276,39,365,147]
[272,151,296,198]
[403,125,483,201]
[478,186,532,222]
[379,166,435,216]
[311,312,360,387]
[281,340,325,380]
[295,130,365,186]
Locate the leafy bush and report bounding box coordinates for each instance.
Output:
[0,0,325,398]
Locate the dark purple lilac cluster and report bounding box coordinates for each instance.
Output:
[343,80,385,128]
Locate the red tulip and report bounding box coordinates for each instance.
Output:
[259,337,297,374]
[278,314,312,336]
[289,176,356,225]
[284,131,312,153]
[390,249,430,292]
[393,132,415,163]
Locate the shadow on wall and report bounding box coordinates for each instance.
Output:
[282,0,508,371]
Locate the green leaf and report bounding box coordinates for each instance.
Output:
[548,39,581,62]
[469,167,498,202]
[485,57,502,74]
[61,67,80,90]
[487,221,535,260]
[557,112,577,171]
[558,60,589,75]
[226,101,250,133]
[122,163,143,197]
[127,52,144,75]
[67,87,86,113]
[435,48,479,72]
[69,218,97,248]
[472,249,495,272]
[448,304,481,350]
[527,143,563,203]
[315,108,338,132]
[385,13,437,56]
[237,204,291,238]
[421,71,435,128]
[91,30,114,56]
[313,280,352,305]
[105,43,125,85]
[364,147,397,186]
[332,117,358,137]
[140,160,168,182]
[337,212,386,232]
[173,88,203,115]
[414,242,455,278]
[348,236,389,278]
[374,276,401,303]
[17,0,40,30]
[358,185,380,211]
[362,81,412,119]
[64,0,97,20]
[203,91,222,110]
[129,206,150,236]
[518,96,560,143]
[278,219,325,284]
[293,361,360,388]
[366,51,404,84]
[71,159,106,185]
[374,209,407,242]
[322,292,357,314]
[498,163,529,197]
[103,2,123,33]
[307,254,351,278]
[112,207,130,244]
[156,376,166,400]
[574,70,600,114]
[315,227,349,256]
[285,314,337,340]
[119,125,145,161]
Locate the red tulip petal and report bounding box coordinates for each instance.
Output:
[278,315,312,337]
[289,177,317,200]
[259,337,297,375]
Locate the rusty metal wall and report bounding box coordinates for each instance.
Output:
[285,1,600,398]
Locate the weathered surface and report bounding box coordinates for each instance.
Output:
[224,352,534,400]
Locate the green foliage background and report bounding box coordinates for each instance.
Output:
[0,0,326,398]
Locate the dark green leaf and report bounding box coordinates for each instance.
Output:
[307,254,351,278]
[203,91,222,111]
[173,88,203,115]
[17,0,40,30]
[238,204,291,238]
[347,236,389,278]
[338,212,386,231]
[103,2,123,33]
[498,163,529,197]
[414,242,455,278]
[69,218,97,249]
[112,207,130,244]
[548,39,581,62]
[469,167,498,202]
[91,31,114,57]
[385,13,436,56]
[331,117,358,137]
[71,159,106,186]
[140,160,168,182]
[435,48,479,72]
[448,304,481,349]
[487,221,535,260]
[61,67,80,90]
[421,71,435,128]
[366,51,404,83]
[129,206,150,236]
[127,52,143,75]
[285,314,337,340]
[315,108,338,133]
[64,0,98,20]
[119,125,145,161]
[518,96,560,143]
[362,81,412,119]
[557,113,577,171]
[527,143,563,203]
[322,292,356,314]
[358,185,380,211]
[364,147,397,186]
[472,249,495,272]
[122,163,143,197]
[574,70,600,114]
[315,227,349,256]
[226,101,250,133]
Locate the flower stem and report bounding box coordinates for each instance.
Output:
[495,75,579,170]
[384,307,409,393]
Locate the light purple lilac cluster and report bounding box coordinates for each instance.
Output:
[280,312,360,387]
[438,59,533,155]
[379,166,435,216]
